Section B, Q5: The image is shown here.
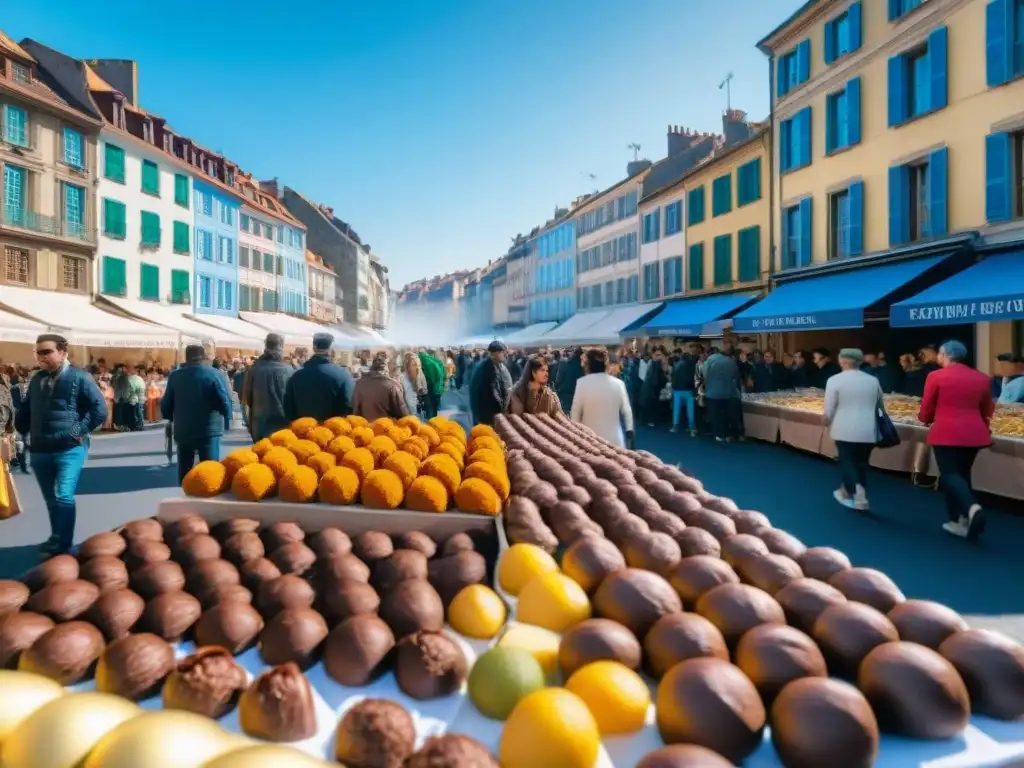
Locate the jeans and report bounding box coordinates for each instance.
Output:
[707,398,742,439]
[177,437,222,485]
[932,445,981,523]
[133,402,144,430]
[31,444,88,553]
[672,390,696,429]
[835,441,873,495]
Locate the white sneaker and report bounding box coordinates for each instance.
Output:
[966,504,986,540]
[943,520,968,538]
[853,485,870,511]
[833,489,856,509]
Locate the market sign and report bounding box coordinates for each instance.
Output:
[731,308,864,332]
[891,294,1024,326]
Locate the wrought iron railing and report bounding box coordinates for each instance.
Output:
[1,206,95,241]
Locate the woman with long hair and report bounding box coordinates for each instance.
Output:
[510,355,561,417]
[570,348,635,448]
[401,354,427,416]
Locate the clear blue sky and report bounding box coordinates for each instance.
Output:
[7,0,800,288]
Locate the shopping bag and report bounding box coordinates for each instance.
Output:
[0,459,22,520]
[0,434,12,463]
[875,400,901,449]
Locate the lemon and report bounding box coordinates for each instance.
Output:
[498,543,560,597]
[468,647,546,720]
[498,623,561,678]
[499,688,601,768]
[565,660,650,734]
[517,572,592,633]
[448,585,507,639]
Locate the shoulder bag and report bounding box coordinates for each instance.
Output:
[875,395,901,449]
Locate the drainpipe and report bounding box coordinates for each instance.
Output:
[766,53,778,354]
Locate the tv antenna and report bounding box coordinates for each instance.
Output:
[628,143,641,160]
[719,72,734,111]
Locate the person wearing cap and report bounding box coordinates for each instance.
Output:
[353,355,410,420]
[284,332,355,421]
[241,333,294,441]
[161,345,233,484]
[469,340,513,426]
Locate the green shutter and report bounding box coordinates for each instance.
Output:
[104,144,125,183]
[140,263,160,300]
[263,252,274,272]
[263,289,277,311]
[738,226,761,282]
[173,221,190,253]
[141,211,161,245]
[142,160,160,195]
[688,242,704,291]
[738,159,762,206]
[103,199,126,239]
[101,256,126,296]
[174,174,190,207]
[687,186,705,225]
[171,269,190,304]
[712,174,732,216]
[713,234,733,286]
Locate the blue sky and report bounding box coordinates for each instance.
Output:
[7,0,800,288]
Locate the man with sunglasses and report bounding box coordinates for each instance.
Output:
[15,334,106,558]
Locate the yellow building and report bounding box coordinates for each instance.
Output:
[735,0,1024,367]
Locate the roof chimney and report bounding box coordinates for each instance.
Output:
[258,178,280,199]
[722,108,751,147]
[668,124,699,157]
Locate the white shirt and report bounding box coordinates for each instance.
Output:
[824,368,883,444]
[570,373,634,447]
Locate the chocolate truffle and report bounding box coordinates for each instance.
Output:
[239,662,318,742]
[828,568,905,613]
[775,578,847,633]
[406,735,498,768]
[427,550,487,607]
[258,574,316,618]
[643,612,729,679]
[139,591,202,641]
[733,511,772,535]
[393,531,437,559]
[26,578,100,622]
[395,630,468,700]
[78,531,127,560]
[212,517,261,542]
[604,515,650,548]
[188,559,241,605]
[720,534,770,567]
[939,629,1024,720]
[88,587,145,640]
[888,600,968,650]
[96,632,176,700]
[308,527,353,558]
[674,528,721,559]
[624,532,682,576]
[561,537,626,593]
[222,532,265,565]
[261,521,306,551]
[131,560,186,599]
[668,556,739,609]
[635,745,735,768]
[558,618,642,678]
[18,620,104,684]
[24,554,79,592]
[174,534,222,567]
[239,557,282,592]
[79,555,130,593]
[334,698,416,768]
[858,641,969,738]
[323,614,396,686]
[0,611,54,668]
[163,646,248,718]
[259,607,328,668]
[655,657,766,764]
[758,528,806,559]
[771,677,879,768]
[269,541,317,576]
[735,623,827,706]
[373,549,428,592]
[317,552,372,587]
[195,600,265,654]
[695,582,785,649]
[593,568,682,638]
[736,553,803,595]
[165,513,210,542]
[352,530,394,564]
[319,580,381,627]
[124,539,171,570]
[439,532,475,557]
[797,546,851,582]
[121,517,164,542]
[0,579,29,619]
[379,579,444,638]
[812,602,898,679]
[199,583,253,610]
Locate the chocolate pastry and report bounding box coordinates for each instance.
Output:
[188,559,241,605]
[427,550,487,607]
[78,531,127,560]
[199,583,253,610]
[18,620,104,684]
[635,745,734,768]
[131,560,186,599]
[828,568,905,613]
[0,580,29,619]
[317,553,372,587]
[673,528,721,558]
[394,630,468,700]
[643,612,729,679]
[796,546,851,582]
[164,512,210,542]
[25,579,100,622]
[438,532,475,557]
[939,628,1024,720]
[694,582,785,650]
[406,734,498,768]
[24,554,79,592]
[733,511,772,535]
[774,578,847,633]
[323,614,396,686]
[623,532,682,576]
[239,557,282,592]
[812,602,898,679]
[735,553,803,595]
[163,646,248,718]
[668,556,739,609]
[123,539,171,570]
[379,579,444,638]
[685,510,736,541]
[373,550,428,592]
[79,555,130,593]
[393,531,436,559]
[307,527,353,558]
[887,600,967,650]
[88,587,145,640]
[258,574,316,618]
[173,534,222,567]
[269,541,317,576]
[319,580,380,627]
[758,528,806,559]
[561,537,627,593]
[261,521,306,551]
[222,532,265,565]
[593,568,682,637]
[352,530,393,564]
[334,698,416,768]
[0,611,54,668]
[139,591,202,641]
[558,618,642,678]
[195,600,265,654]
[239,662,318,742]
[719,534,770,567]
[211,517,260,542]
[96,632,176,700]
[120,517,164,542]
[734,623,827,706]
[259,607,328,669]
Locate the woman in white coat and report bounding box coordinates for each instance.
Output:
[571,348,635,448]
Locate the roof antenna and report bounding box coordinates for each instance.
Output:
[719,72,734,111]
[628,143,641,160]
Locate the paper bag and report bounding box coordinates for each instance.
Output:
[0,434,12,463]
[0,459,21,520]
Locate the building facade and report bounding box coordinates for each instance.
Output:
[639,183,687,302]
[368,256,389,329]
[193,179,239,316]
[307,249,340,323]
[1,35,99,299]
[527,219,576,324]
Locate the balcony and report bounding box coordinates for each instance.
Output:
[1,206,95,243]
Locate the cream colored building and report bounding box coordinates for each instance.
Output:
[307,249,340,324]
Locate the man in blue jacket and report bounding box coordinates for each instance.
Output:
[283,333,355,421]
[161,345,233,484]
[16,334,107,558]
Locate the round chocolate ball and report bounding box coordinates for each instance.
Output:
[96,632,176,700]
[406,734,498,768]
[604,515,651,548]
[18,620,105,684]
[770,677,879,768]
[261,521,305,551]
[222,532,265,565]
[307,527,353,559]
[394,630,468,700]
[695,582,785,649]
[195,600,265,654]
[317,552,372,589]
[888,600,968,650]
[174,534,222,567]
[188,559,241,605]
[258,574,316,618]
[643,612,729,679]
[593,568,682,638]
[939,629,1024,720]
[758,528,806,559]
[797,546,851,582]
[121,517,164,542]
[373,550,428,592]
[164,512,210,542]
[393,531,437,560]
[439,532,475,557]
[199,583,253,610]
[0,579,29,619]
[0,611,54,668]
[668,556,739,609]
[558,618,642,678]
[561,537,626,593]
[319,580,381,627]
[24,554,79,592]
[674,528,721,559]
[211,517,261,542]
[25,579,99,622]
[655,657,766,764]
[380,579,444,638]
[163,646,248,719]
[775,578,848,633]
[427,551,487,607]
[624,532,682,576]
[828,568,905,613]
[88,587,145,640]
[259,607,328,668]
[139,590,202,641]
[131,559,186,599]
[734,623,827,706]
[812,602,899,679]
[353,531,394,564]
[239,662,318,742]
[334,698,416,768]
[78,531,127,560]
[239,557,282,592]
[124,539,171,570]
[733,511,772,535]
[267,543,316,579]
[720,534,770,567]
[635,745,735,768]
[79,555,130,593]
[323,614,396,687]
[736,553,803,595]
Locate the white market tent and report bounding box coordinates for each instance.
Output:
[501,322,559,346]
[98,297,263,350]
[239,311,348,349]
[0,306,47,343]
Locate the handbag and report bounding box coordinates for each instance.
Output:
[875,397,901,449]
[0,459,22,520]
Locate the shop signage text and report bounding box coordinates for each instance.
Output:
[656,327,699,337]
[747,315,819,330]
[905,296,1024,323]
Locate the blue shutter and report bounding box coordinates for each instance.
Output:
[825,95,836,154]
[888,164,910,245]
[888,55,906,126]
[848,181,864,256]
[986,0,1012,87]
[798,197,813,266]
[928,26,949,111]
[824,20,836,64]
[797,40,811,83]
[849,3,863,51]
[985,131,1012,223]
[888,0,902,20]
[780,120,792,171]
[928,147,949,237]
[776,56,788,98]
[799,107,812,166]
[847,77,862,146]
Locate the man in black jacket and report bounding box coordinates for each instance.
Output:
[283,333,355,422]
[241,333,293,441]
[470,340,512,426]
[752,349,791,393]
[554,347,584,413]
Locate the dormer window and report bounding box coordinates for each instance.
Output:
[10,61,30,86]
[142,118,154,144]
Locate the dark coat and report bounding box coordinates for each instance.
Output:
[16,364,107,453]
[753,362,790,393]
[242,351,293,441]
[790,364,813,388]
[671,356,697,392]
[555,355,584,410]
[814,361,842,389]
[641,360,667,406]
[283,355,355,422]
[352,372,409,421]
[161,362,233,443]
[864,363,901,394]
[470,358,512,426]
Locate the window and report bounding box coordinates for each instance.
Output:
[663,256,684,295]
[825,3,862,64]
[218,236,235,264]
[63,128,83,168]
[738,226,761,282]
[688,242,704,291]
[278,226,286,244]
[735,159,762,207]
[141,211,161,246]
[63,184,84,235]
[276,255,284,276]
[776,39,811,98]
[627,274,639,303]
[102,199,127,239]
[60,255,85,292]
[142,160,160,196]
[604,280,614,306]
[889,0,923,21]
[196,230,214,261]
[10,61,30,85]
[239,245,250,268]
[826,78,862,153]
[2,105,28,147]
[101,256,127,296]
[889,148,947,245]
[198,275,212,308]
[986,0,1024,86]
[240,214,250,232]
[239,284,252,311]
[3,164,25,225]
[104,144,125,183]
[197,190,213,217]
[781,198,813,269]
[3,246,29,285]
[174,174,189,208]
[642,210,661,243]
[780,107,812,172]
[173,221,190,254]
[828,182,865,259]
[263,252,274,272]
[263,288,277,312]
[171,270,190,304]
[220,204,234,226]
[140,263,160,301]
[295,231,303,249]
[985,130,1024,222]
[713,235,732,286]
[263,222,272,239]
[664,201,682,235]
[712,174,732,216]
[888,27,948,126]
[216,279,233,310]
[643,262,661,300]
[687,186,705,225]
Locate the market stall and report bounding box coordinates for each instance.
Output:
[97,297,264,352]
[238,311,343,350]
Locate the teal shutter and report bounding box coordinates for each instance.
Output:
[888,164,910,245]
[712,175,732,216]
[888,55,906,126]
[848,181,865,256]
[847,77,862,146]
[103,199,126,239]
[928,147,949,237]
[985,131,1012,222]
[776,56,788,99]
[796,40,811,83]
[780,119,792,171]
[849,3,863,51]
[104,144,125,183]
[141,211,161,245]
[688,242,704,291]
[142,160,160,195]
[825,94,837,154]
[888,0,901,20]
[173,221,190,253]
[738,226,760,282]
[987,0,1012,86]
[739,159,761,204]
[928,27,949,111]
[798,197,813,266]
[102,256,127,296]
[713,234,732,286]
[140,263,160,300]
[171,270,190,304]
[824,20,836,64]
[174,174,190,207]
[687,187,705,225]
[799,107,812,166]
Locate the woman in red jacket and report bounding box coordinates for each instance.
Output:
[917,340,993,540]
